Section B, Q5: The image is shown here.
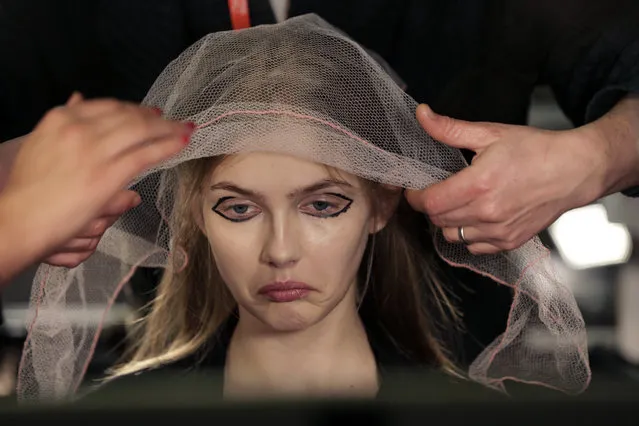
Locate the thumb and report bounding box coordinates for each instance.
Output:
[416,104,501,151]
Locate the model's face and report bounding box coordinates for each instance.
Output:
[200,152,384,331]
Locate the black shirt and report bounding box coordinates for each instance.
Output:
[0,0,276,142]
[290,0,639,124]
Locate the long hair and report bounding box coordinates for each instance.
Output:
[107,156,462,379]
[108,27,463,379]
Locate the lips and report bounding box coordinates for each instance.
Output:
[258,281,314,303]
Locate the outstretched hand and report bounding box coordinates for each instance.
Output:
[405,104,610,254]
[0,93,194,278]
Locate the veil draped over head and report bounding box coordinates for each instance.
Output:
[16,14,590,402]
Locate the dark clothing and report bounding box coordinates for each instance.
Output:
[1,0,638,141]
[0,0,275,142]
[290,0,639,125]
[288,0,639,196]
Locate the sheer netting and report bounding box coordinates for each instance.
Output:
[17,14,590,402]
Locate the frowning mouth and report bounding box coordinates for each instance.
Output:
[258,281,314,303]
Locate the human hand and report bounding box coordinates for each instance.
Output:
[41,189,140,268]
[0,118,140,269]
[0,129,139,270]
[2,93,193,264]
[405,104,609,254]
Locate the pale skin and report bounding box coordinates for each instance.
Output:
[0,93,193,287]
[197,152,393,398]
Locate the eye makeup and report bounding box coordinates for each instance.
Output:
[211,193,354,222]
[212,196,262,222]
[299,193,353,218]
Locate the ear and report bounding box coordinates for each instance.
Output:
[369,186,402,234]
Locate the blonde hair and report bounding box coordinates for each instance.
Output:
[107,156,462,379]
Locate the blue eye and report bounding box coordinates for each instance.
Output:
[312,201,330,211]
[232,205,249,214]
[301,193,353,218]
[212,197,261,222]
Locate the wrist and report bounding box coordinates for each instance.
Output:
[580,94,639,197]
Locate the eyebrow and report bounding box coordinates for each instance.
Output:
[209,178,353,199]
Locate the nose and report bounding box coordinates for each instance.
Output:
[260,213,301,269]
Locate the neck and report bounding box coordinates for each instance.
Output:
[224,293,378,399]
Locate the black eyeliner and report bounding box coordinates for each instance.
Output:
[212,196,235,210]
[320,193,353,218]
[212,196,249,222]
[325,192,353,202]
[212,209,247,222]
[326,201,353,218]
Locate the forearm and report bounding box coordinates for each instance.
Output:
[581,93,639,197]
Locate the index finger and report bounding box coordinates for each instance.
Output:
[68,97,162,121]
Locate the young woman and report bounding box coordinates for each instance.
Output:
[103,148,461,399]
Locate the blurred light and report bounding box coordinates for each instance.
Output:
[549,204,632,270]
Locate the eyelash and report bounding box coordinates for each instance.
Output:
[211,194,354,223]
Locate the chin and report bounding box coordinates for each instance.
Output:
[260,304,320,332]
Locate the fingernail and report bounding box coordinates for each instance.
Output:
[421,104,438,120]
[132,194,142,207]
[151,107,163,116]
[181,122,196,145]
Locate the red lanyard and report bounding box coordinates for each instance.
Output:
[228,0,251,30]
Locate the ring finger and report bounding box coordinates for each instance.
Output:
[442,225,484,245]
[441,226,503,255]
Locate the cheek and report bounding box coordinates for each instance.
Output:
[302,214,371,277]
[203,218,258,288]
